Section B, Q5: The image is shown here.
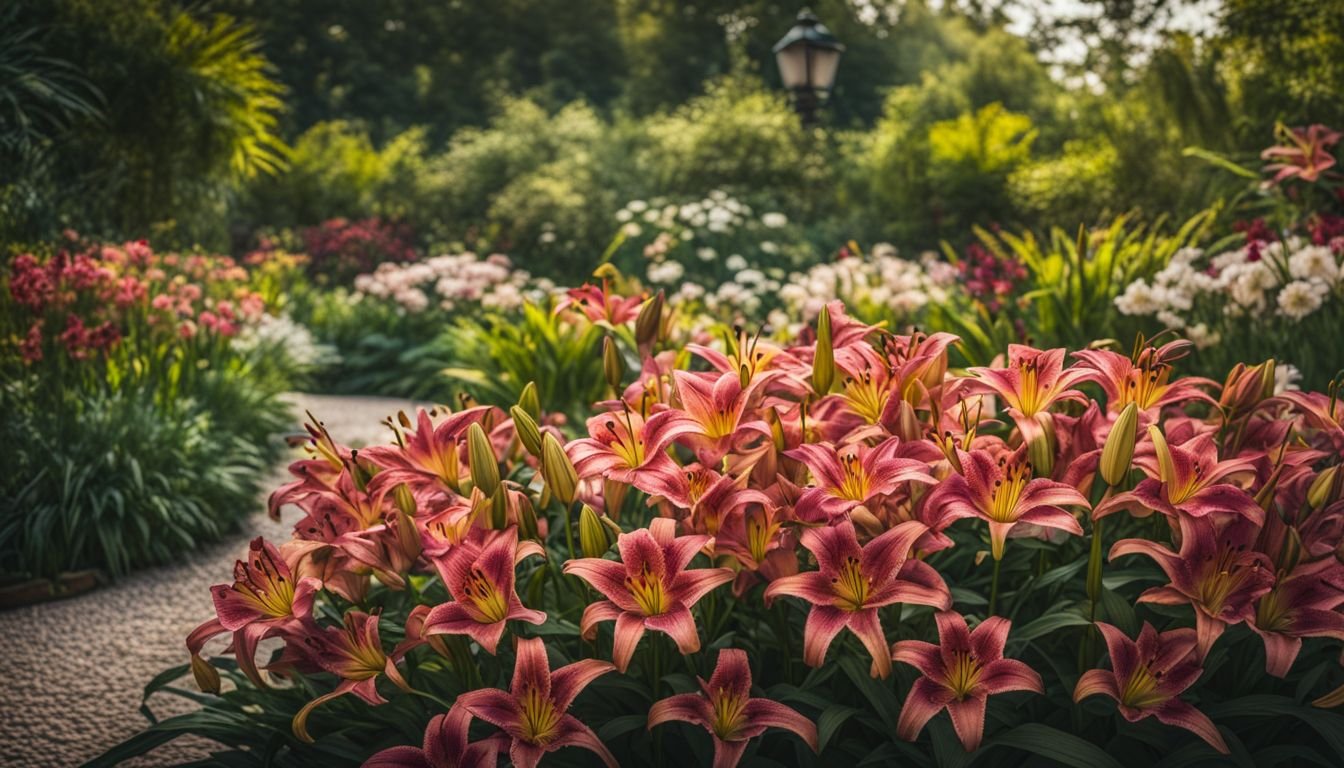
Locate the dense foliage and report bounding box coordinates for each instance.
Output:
[0,240,303,579]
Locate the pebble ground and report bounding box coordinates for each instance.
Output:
[0,394,421,767]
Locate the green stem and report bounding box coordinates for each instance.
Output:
[988,555,1002,617]
[562,500,576,562]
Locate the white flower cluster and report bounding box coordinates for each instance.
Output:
[352,253,550,314]
[1116,240,1342,346]
[774,246,955,329]
[232,313,337,370]
[616,190,783,239]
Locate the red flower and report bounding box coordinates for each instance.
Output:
[892,612,1043,751]
[1261,123,1340,186]
[648,648,817,768]
[422,528,547,654]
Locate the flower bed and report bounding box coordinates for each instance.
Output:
[101,294,1344,766]
[1,239,299,579]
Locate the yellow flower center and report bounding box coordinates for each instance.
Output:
[237,551,296,618]
[626,565,668,616]
[1197,545,1259,617]
[831,556,870,611]
[832,455,871,502]
[986,459,1032,523]
[843,369,888,424]
[463,565,509,623]
[519,684,561,744]
[746,510,774,564]
[703,407,738,440]
[1119,663,1167,710]
[944,651,983,699]
[1119,364,1170,412]
[1015,360,1043,415]
[1255,587,1291,631]
[604,417,646,468]
[711,687,748,740]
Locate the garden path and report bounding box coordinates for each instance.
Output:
[0,393,422,768]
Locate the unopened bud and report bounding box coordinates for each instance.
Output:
[393,483,417,516]
[1148,425,1175,486]
[1279,525,1303,575]
[603,478,629,521]
[812,306,834,395]
[1026,414,1057,478]
[518,382,541,420]
[1100,403,1138,487]
[579,505,612,558]
[541,433,578,507]
[517,493,540,540]
[893,400,921,442]
[191,654,221,694]
[490,488,508,530]
[467,423,500,498]
[763,406,787,452]
[1258,359,1278,400]
[603,336,624,391]
[635,291,665,347]
[511,406,543,457]
[1308,466,1340,509]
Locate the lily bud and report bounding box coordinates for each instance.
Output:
[1148,425,1175,487]
[812,306,834,395]
[579,504,612,558]
[467,422,500,498]
[517,493,540,540]
[541,433,578,507]
[510,405,543,457]
[1100,403,1139,487]
[603,477,629,521]
[393,483,417,516]
[1258,358,1278,400]
[603,336,624,392]
[763,406,787,452]
[1308,466,1340,510]
[1026,413,1057,478]
[635,291,665,347]
[489,488,508,530]
[518,381,541,420]
[190,654,221,694]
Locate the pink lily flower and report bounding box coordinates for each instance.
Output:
[454,636,617,768]
[1251,559,1344,677]
[640,463,772,537]
[923,449,1087,560]
[1261,123,1341,186]
[364,706,501,768]
[567,407,695,495]
[292,610,410,742]
[267,415,354,519]
[787,437,937,524]
[564,518,735,672]
[1075,622,1228,753]
[647,648,818,768]
[764,520,951,678]
[186,537,319,689]
[966,344,1095,443]
[422,528,547,654]
[892,612,1043,751]
[668,369,774,465]
[1094,430,1262,524]
[363,406,491,495]
[1073,347,1216,417]
[1110,514,1275,657]
[556,281,643,325]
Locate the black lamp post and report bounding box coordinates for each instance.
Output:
[773,8,845,125]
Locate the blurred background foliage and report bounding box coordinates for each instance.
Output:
[3,0,1343,280]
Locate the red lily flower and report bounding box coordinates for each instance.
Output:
[967,345,1094,443]
[363,406,491,495]
[892,612,1043,751]
[1110,514,1275,657]
[764,520,951,678]
[647,648,817,768]
[1250,559,1344,677]
[556,281,643,325]
[293,610,410,742]
[365,706,501,768]
[422,528,547,654]
[668,369,774,465]
[1073,347,1216,417]
[1277,390,1344,454]
[1261,123,1341,186]
[268,415,354,519]
[787,437,936,524]
[1094,430,1262,524]
[640,463,772,537]
[567,408,695,495]
[454,637,617,768]
[565,518,734,672]
[923,449,1087,560]
[186,537,319,689]
[1075,622,1228,753]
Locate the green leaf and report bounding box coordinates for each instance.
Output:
[1007,610,1091,646]
[598,714,647,741]
[816,704,859,753]
[985,723,1126,768]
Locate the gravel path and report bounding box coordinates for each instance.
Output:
[0,393,422,768]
